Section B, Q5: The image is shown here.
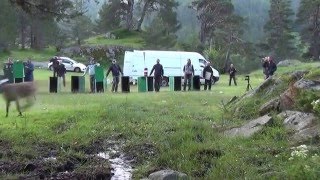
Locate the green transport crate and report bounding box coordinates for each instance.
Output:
[95,66,105,92]
[13,61,24,79]
[169,76,182,91]
[138,77,147,92]
[13,61,24,83]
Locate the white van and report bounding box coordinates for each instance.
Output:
[123,50,219,86]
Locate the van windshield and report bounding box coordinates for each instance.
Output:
[199,59,207,66]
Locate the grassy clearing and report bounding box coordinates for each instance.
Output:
[84,29,146,49]
[0,47,57,63]
[0,64,320,179]
[84,35,145,49]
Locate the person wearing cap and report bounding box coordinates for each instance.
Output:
[183,59,194,91]
[106,59,123,92]
[83,57,99,93]
[149,59,164,92]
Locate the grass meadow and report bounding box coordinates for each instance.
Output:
[0,65,320,179]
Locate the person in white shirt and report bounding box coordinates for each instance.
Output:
[83,58,99,93]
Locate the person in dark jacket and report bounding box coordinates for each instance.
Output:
[149,59,164,92]
[50,56,59,77]
[106,60,123,92]
[228,63,237,86]
[3,57,14,83]
[262,57,269,79]
[24,58,34,82]
[56,61,66,88]
[183,59,195,91]
[268,56,277,77]
[202,62,213,90]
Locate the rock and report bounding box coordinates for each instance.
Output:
[244,77,282,98]
[294,79,320,91]
[279,85,299,111]
[148,170,188,180]
[278,111,316,131]
[277,60,301,67]
[224,115,273,138]
[292,126,320,143]
[288,70,309,81]
[259,98,280,115]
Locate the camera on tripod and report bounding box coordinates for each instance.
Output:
[244,75,252,91]
[245,75,250,82]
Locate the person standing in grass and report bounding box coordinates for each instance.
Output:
[202,61,213,90]
[149,59,164,92]
[106,59,123,93]
[57,61,66,88]
[24,58,34,82]
[183,59,194,91]
[49,56,59,77]
[268,56,277,77]
[262,57,269,79]
[228,63,237,86]
[83,58,99,93]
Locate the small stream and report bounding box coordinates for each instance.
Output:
[97,144,133,180]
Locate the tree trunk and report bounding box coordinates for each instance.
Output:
[136,0,150,31]
[30,19,43,50]
[199,21,206,45]
[19,12,27,49]
[224,47,231,73]
[312,5,320,60]
[125,0,134,30]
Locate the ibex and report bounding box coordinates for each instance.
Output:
[0,79,37,117]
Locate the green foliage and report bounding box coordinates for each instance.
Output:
[96,0,122,32]
[84,30,145,48]
[296,0,320,60]
[264,0,298,60]
[0,47,57,62]
[0,1,17,51]
[296,91,320,112]
[143,0,180,49]
[70,14,95,46]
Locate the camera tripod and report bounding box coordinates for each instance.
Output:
[246,81,253,91]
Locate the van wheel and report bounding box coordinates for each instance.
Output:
[211,78,215,85]
[74,67,81,73]
[161,79,168,87]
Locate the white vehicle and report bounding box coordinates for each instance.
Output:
[123,50,219,86]
[48,57,87,73]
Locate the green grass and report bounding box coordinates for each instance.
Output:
[84,29,146,48]
[0,63,320,179]
[0,47,57,63]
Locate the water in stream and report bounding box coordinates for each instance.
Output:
[98,147,133,180]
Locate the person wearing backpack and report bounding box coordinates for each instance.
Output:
[106,59,123,92]
[183,59,195,91]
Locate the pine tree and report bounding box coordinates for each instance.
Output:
[264,0,297,60]
[296,0,320,60]
[143,0,181,49]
